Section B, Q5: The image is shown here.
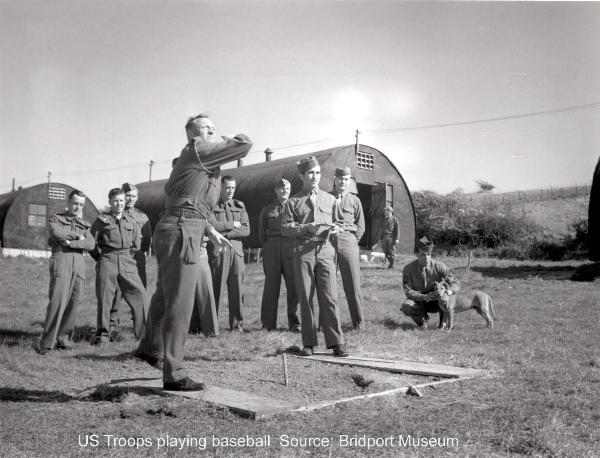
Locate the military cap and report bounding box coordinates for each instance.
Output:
[121,182,137,193]
[274,178,291,189]
[417,236,434,253]
[335,166,352,178]
[297,156,319,174]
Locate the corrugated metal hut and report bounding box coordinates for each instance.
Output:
[589,156,600,260]
[0,183,99,250]
[136,144,416,253]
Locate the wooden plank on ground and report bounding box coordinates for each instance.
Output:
[298,353,485,378]
[107,377,297,419]
[294,376,479,412]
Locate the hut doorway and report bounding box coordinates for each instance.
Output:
[356,182,390,249]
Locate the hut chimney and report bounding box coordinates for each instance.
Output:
[11,178,15,192]
[237,158,244,168]
[265,148,273,162]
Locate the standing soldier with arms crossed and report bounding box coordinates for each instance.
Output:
[381,205,399,269]
[208,176,250,332]
[136,114,251,390]
[259,178,300,332]
[91,188,147,345]
[331,167,365,330]
[38,190,95,354]
[282,156,348,357]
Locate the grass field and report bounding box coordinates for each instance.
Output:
[1,254,600,457]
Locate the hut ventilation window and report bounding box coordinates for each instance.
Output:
[48,186,66,200]
[356,151,374,170]
[28,204,47,227]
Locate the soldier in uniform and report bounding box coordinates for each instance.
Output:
[282,156,348,357]
[136,113,251,391]
[400,236,460,329]
[331,166,365,330]
[38,190,95,354]
[381,205,399,268]
[258,178,300,332]
[108,182,152,336]
[208,175,250,331]
[91,188,147,345]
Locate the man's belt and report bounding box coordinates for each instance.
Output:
[301,236,328,243]
[100,248,133,255]
[53,246,85,254]
[164,207,206,219]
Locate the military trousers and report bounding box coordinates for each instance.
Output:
[40,252,86,349]
[381,236,396,266]
[401,299,441,326]
[209,242,244,329]
[260,238,299,330]
[293,240,344,348]
[96,252,146,339]
[152,216,208,383]
[333,232,363,326]
[109,250,147,332]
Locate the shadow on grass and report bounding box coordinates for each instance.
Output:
[0,382,169,403]
[472,265,579,281]
[381,318,417,331]
[0,329,39,346]
[0,387,73,402]
[72,352,134,362]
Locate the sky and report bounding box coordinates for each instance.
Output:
[1,0,600,208]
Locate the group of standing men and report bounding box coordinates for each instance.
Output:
[38,112,403,391]
[38,184,150,353]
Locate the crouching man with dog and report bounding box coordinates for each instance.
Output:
[401,236,495,330]
[400,236,460,330]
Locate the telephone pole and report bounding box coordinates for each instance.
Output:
[148,160,155,182]
[354,129,360,155]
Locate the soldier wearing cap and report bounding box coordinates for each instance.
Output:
[90,188,147,344]
[282,156,348,357]
[331,166,365,330]
[38,190,95,354]
[135,113,251,391]
[381,205,399,268]
[208,175,250,331]
[108,182,152,336]
[400,236,460,329]
[258,178,300,332]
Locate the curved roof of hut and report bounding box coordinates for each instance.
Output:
[137,144,416,252]
[0,183,99,249]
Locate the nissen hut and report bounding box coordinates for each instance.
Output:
[137,144,416,253]
[0,183,98,251]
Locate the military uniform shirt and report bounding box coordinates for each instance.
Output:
[258,200,288,243]
[402,259,459,302]
[48,212,95,251]
[125,207,151,253]
[332,192,365,240]
[164,135,252,217]
[91,213,141,255]
[281,189,336,239]
[382,215,399,239]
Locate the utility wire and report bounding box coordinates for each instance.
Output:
[364,101,600,135]
[4,101,600,190]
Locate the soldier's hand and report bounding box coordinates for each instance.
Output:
[207,227,233,248]
[233,221,242,229]
[305,223,318,235]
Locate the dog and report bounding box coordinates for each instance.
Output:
[434,281,496,330]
